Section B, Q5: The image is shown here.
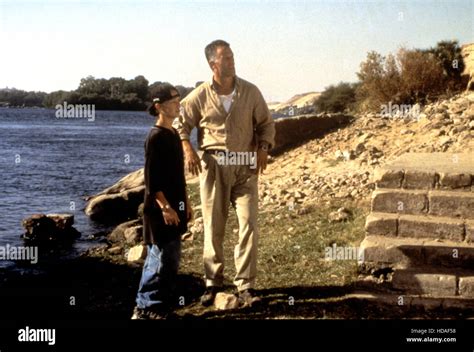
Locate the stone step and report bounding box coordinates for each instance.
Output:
[374,153,474,190]
[349,291,474,311]
[371,189,474,219]
[360,235,474,269]
[391,268,474,297]
[365,212,474,242]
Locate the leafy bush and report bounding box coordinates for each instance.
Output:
[424,40,465,92]
[315,82,358,113]
[356,45,450,112]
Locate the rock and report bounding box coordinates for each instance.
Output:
[342,150,355,160]
[328,208,352,223]
[438,136,452,146]
[107,246,122,255]
[127,244,147,262]
[190,217,204,235]
[354,143,366,155]
[294,191,305,199]
[108,219,142,243]
[214,292,239,310]
[449,102,467,114]
[85,169,145,223]
[297,206,313,215]
[357,133,373,143]
[137,203,145,219]
[181,232,194,241]
[373,121,387,128]
[21,213,81,244]
[462,105,474,119]
[124,225,143,245]
[321,184,331,192]
[433,112,448,121]
[46,214,74,229]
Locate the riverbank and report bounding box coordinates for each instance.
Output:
[0,183,471,320]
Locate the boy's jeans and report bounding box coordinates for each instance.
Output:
[136,239,181,311]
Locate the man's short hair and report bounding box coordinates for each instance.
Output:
[205,40,230,64]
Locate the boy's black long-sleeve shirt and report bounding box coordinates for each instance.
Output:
[143,126,187,245]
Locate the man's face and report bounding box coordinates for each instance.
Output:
[211,46,236,78]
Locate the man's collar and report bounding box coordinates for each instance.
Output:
[210,76,240,92]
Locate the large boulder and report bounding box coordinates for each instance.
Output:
[107,219,142,244]
[85,169,145,223]
[21,214,80,244]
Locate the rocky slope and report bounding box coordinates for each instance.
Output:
[259,91,474,211]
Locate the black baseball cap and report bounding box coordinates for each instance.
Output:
[152,83,180,104]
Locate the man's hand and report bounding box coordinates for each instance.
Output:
[162,207,180,226]
[256,148,268,174]
[183,140,202,176]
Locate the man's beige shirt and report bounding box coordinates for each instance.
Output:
[174,76,275,152]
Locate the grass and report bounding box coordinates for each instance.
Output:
[183,183,367,289]
[175,182,371,318]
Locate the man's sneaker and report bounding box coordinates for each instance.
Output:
[200,286,220,307]
[238,289,262,307]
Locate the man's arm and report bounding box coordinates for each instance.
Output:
[182,140,202,176]
[253,87,276,150]
[174,92,203,176]
[253,87,276,174]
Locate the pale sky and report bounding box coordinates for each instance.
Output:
[0,0,472,102]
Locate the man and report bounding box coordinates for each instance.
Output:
[174,40,275,307]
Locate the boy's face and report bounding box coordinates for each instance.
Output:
[156,90,181,118]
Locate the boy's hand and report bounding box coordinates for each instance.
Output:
[162,207,180,226]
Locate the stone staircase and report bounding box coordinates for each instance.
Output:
[359,153,474,299]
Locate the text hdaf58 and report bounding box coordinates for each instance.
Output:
[437,329,456,334]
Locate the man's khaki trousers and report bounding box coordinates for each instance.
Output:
[199,152,258,291]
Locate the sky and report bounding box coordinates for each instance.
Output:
[0,0,472,102]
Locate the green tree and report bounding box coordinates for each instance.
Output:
[127,75,149,101]
[425,40,465,91]
[315,82,358,113]
[397,48,445,103]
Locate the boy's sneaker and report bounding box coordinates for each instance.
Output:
[131,306,148,320]
[200,286,221,307]
[238,289,262,307]
[131,306,167,320]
